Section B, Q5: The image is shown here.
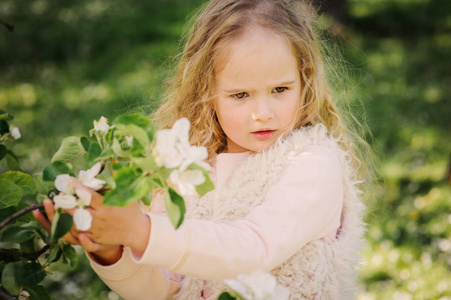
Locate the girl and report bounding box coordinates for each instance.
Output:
[34,0,369,299]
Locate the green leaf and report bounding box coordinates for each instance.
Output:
[51,211,73,243]
[218,292,237,300]
[0,222,38,243]
[165,187,186,229]
[80,136,90,151]
[61,243,78,268]
[111,162,123,171]
[26,285,50,300]
[0,206,16,223]
[0,120,9,135]
[43,161,71,181]
[47,244,62,264]
[88,141,102,164]
[114,123,150,151]
[111,137,133,158]
[103,167,149,207]
[0,202,31,224]
[1,262,21,295]
[16,262,46,287]
[5,152,22,171]
[0,144,7,161]
[0,171,37,195]
[113,113,155,142]
[195,173,214,197]
[33,173,54,195]
[188,164,215,197]
[51,136,86,163]
[20,238,36,253]
[0,110,13,121]
[0,178,22,209]
[131,155,157,171]
[141,193,152,206]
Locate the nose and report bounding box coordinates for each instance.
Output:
[251,97,274,122]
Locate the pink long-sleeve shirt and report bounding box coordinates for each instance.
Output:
[89,145,343,299]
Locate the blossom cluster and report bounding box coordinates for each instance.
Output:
[50,116,212,231]
[53,163,105,230]
[153,118,210,196]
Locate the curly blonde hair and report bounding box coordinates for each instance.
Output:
[152,0,371,177]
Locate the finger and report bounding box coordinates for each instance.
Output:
[62,207,77,217]
[32,210,51,233]
[63,231,80,245]
[43,199,56,222]
[68,178,103,209]
[79,233,101,253]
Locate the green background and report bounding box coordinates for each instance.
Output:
[1,0,450,298]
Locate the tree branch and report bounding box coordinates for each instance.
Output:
[0,287,14,300]
[0,203,44,230]
[0,19,14,32]
[0,244,50,261]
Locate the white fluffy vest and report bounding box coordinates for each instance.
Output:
[174,124,366,300]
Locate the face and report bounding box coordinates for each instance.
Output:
[214,29,301,153]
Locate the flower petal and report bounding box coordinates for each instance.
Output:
[75,188,92,207]
[169,169,205,196]
[74,208,92,231]
[81,178,106,191]
[172,118,190,143]
[54,194,77,209]
[223,279,252,300]
[93,116,111,133]
[10,126,21,140]
[55,174,75,194]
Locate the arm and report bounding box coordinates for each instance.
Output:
[134,146,343,280]
[33,192,180,299]
[87,247,180,300]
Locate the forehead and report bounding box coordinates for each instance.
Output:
[214,28,299,88]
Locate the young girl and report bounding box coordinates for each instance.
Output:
[34,0,369,299]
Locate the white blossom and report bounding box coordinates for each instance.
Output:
[75,188,92,207]
[19,290,30,300]
[224,270,290,300]
[53,194,78,209]
[10,126,21,139]
[53,164,103,231]
[73,208,92,231]
[93,116,112,134]
[153,118,210,171]
[178,145,209,171]
[78,162,106,190]
[169,169,205,196]
[55,174,75,195]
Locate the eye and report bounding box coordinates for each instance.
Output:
[273,87,287,93]
[233,92,248,99]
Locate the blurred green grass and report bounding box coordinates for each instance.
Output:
[1,0,450,298]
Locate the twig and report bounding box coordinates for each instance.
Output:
[0,244,50,261]
[0,203,44,230]
[0,19,14,32]
[0,287,14,300]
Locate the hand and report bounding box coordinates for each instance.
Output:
[33,198,79,245]
[33,199,123,265]
[65,178,151,254]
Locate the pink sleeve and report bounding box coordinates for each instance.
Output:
[88,230,182,299]
[132,145,343,281]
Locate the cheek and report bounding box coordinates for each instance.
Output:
[217,109,241,133]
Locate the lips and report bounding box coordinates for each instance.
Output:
[251,129,276,140]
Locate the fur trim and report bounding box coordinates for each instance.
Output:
[174,124,366,299]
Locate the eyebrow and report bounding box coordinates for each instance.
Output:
[221,80,296,94]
